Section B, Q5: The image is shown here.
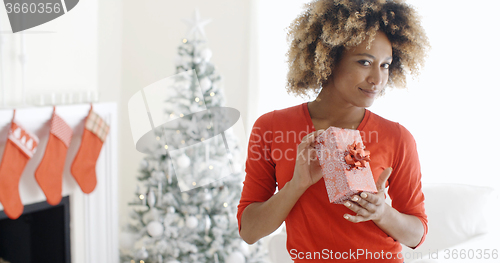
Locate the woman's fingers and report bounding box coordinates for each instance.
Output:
[343,213,367,223]
[292,130,326,190]
[376,167,392,193]
[301,129,324,144]
[349,195,376,213]
[343,191,387,223]
[297,130,324,162]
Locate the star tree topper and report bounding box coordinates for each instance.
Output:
[182,9,212,40]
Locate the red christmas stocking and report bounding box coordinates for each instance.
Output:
[35,110,73,205]
[0,114,39,219]
[71,107,109,194]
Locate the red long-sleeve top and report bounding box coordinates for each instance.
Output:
[237,103,427,262]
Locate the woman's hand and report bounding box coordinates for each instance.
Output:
[240,129,325,244]
[341,167,425,247]
[289,130,324,193]
[343,167,392,223]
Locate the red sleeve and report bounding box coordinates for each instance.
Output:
[237,112,277,232]
[387,125,428,248]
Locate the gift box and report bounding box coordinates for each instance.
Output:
[315,127,377,204]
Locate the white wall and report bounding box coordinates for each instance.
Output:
[371,0,500,188]
[119,0,252,227]
[0,0,99,106]
[251,0,310,120]
[97,0,123,107]
[0,0,121,113]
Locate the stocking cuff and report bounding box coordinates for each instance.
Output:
[85,110,109,142]
[51,114,73,147]
[8,122,39,158]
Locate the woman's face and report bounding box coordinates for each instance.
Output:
[326,31,393,108]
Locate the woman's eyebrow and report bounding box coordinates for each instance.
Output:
[355,53,393,61]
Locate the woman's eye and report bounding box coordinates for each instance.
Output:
[358,60,370,66]
[382,63,391,69]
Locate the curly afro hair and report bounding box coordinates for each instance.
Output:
[286,0,430,97]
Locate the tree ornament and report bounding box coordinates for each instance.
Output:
[147,221,164,237]
[200,77,212,91]
[147,189,156,207]
[157,182,163,206]
[186,216,198,229]
[119,232,137,251]
[135,247,148,260]
[204,235,212,243]
[176,153,190,168]
[143,208,160,224]
[225,251,245,263]
[203,189,212,201]
[200,47,212,61]
[182,9,212,40]
[239,240,250,256]
[204,215,211,235]
[198,63,207,74]
[152,170,165,181]
[177,218,185,228]
[156,240,169,253]
[213,214,228,228]
[140,159,148,170]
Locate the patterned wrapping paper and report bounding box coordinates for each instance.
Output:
[314,126,377,204]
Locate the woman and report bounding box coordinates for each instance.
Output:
[237,0,429,262]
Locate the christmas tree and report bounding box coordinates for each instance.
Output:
[120,11,266,263]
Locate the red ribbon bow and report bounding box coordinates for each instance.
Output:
[344,142,370,170]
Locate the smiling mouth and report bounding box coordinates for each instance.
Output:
[359,88,378,97]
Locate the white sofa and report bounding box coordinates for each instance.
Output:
[267,184,500,263]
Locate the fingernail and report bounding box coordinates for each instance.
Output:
[344,202,351,207]
[361,192,368,198]
[351,196,358,202]
[344,214,349,219]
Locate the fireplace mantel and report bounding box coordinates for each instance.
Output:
[0,103,118,263]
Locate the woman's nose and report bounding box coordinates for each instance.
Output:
[367,68,383,86]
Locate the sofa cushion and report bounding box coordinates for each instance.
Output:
[404,183,498,254]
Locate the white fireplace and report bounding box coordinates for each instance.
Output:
[0,103,118,263]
